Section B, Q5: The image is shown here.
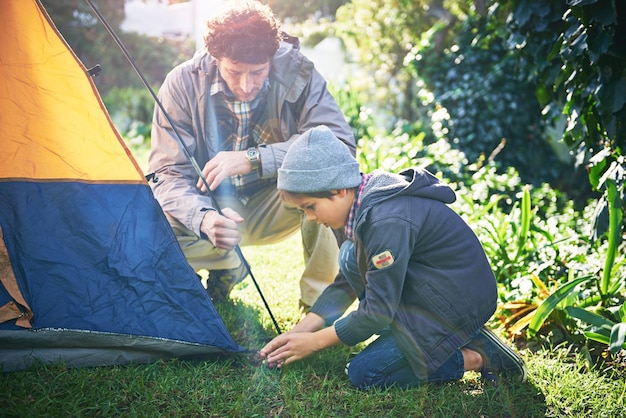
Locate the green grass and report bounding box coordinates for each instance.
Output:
[2,234,626,417]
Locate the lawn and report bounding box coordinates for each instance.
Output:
[2,233,626,417]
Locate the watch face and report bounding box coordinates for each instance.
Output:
[246,147,259,170]
[247,148,259,160]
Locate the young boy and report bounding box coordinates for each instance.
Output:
[259,125,527,389]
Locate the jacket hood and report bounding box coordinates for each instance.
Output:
[361,168,456,205]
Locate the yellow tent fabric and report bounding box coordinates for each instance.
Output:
[0,0,143,182]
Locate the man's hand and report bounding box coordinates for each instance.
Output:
[197,150,252,192]
[200,208,244,250]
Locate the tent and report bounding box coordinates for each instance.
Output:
[0,0,244,372]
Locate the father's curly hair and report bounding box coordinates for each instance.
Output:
[203,0,282,64]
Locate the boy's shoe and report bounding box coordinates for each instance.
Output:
[465,327,527,383]
[206,264,248,302]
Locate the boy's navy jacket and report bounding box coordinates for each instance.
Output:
[310,168,497,380]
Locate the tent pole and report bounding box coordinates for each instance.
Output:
[83,0,282,335]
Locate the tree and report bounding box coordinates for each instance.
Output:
[334,1,573,187]
[42,0,193,95]
[270,0,348,20]
[335,0,456,121]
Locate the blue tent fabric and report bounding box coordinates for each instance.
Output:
[0,181,237,345]
[0,179,245,372]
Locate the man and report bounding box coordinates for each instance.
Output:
[147,0,355,307]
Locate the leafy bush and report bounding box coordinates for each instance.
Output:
[407,13,576,190]
[330,0,626,365]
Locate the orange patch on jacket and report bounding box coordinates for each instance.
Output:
[372,250,394,269]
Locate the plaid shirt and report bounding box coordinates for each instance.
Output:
[210,72,272,203]
[344,173,371,240]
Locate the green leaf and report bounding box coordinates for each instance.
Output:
[589,4,618,26]
[587,30,613,63]
[568,0,599,6]
[520,185,532,241]
[587,148,611,189]
[565,306,615,328]
[601,178,622,295]
[619,301,626,322]
[611,78,626,113]
[609,323,626,353]
[513,1,533,26]
[528,275,594,337]
[584,330,610,346]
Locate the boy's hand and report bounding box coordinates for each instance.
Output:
[259,332,318,368]
[259,325,341,368]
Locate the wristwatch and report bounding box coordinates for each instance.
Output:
[246,147,260,171]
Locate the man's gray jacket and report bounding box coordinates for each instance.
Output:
[148,41,355,236]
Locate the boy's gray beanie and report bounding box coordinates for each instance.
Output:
[278,125,361,193]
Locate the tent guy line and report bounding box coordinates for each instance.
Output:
[83,0,281,335]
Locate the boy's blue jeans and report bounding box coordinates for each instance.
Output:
[339,240,466,389]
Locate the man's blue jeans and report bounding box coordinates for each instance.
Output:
[339,240,466,389]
